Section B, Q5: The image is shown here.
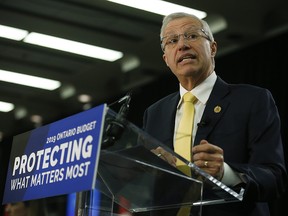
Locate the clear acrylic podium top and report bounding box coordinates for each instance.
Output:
[80,107,245,214]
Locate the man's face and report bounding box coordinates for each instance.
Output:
[162,17,216,81]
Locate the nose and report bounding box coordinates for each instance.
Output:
[177,35,190,50]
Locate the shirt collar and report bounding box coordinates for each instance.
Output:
[178,71,217,108]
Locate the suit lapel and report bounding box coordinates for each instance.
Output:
[161,93,180,149]
[194,77,231,145]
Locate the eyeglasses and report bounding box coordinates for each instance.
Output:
[160,28,211,52]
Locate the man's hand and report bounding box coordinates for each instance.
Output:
[192,139,224,180]
[151,146,177,167]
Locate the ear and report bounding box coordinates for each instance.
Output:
[211,41,217,57]
[163,53,169,67]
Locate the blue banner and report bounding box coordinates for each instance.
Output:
[3,104,106,204]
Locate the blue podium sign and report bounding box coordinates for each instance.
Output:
[3,104,106,204]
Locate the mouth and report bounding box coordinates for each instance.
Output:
[178,54,196,63]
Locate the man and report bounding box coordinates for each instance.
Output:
[4,202,29,216]
[142,12,287,216]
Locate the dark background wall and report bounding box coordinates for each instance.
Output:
[1,31,287,215]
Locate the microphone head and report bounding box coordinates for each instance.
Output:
[197,120,208,127]
[108,91,133,107]
[118,95,129,104]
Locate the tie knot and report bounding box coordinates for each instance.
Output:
[183,92,197,103]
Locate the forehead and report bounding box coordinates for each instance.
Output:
[163,17,202,35]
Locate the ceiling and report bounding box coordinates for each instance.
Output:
[0,0,288,139]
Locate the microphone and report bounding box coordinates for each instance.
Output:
[108,93,131,107]
[102,92,132,149]
[117,92,131,120]
[197,120,208,127]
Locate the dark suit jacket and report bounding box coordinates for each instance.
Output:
[142,77,287,216]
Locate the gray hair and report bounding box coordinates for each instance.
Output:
[160,12,214,41]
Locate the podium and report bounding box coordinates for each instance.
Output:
[76,107,245,216]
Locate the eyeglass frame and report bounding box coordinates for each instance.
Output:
[160,28,211,52]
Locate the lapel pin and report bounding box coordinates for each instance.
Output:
[214,105,221,113]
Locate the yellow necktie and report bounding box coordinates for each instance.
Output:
[175,92,197,173]
[175,92,197,216]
